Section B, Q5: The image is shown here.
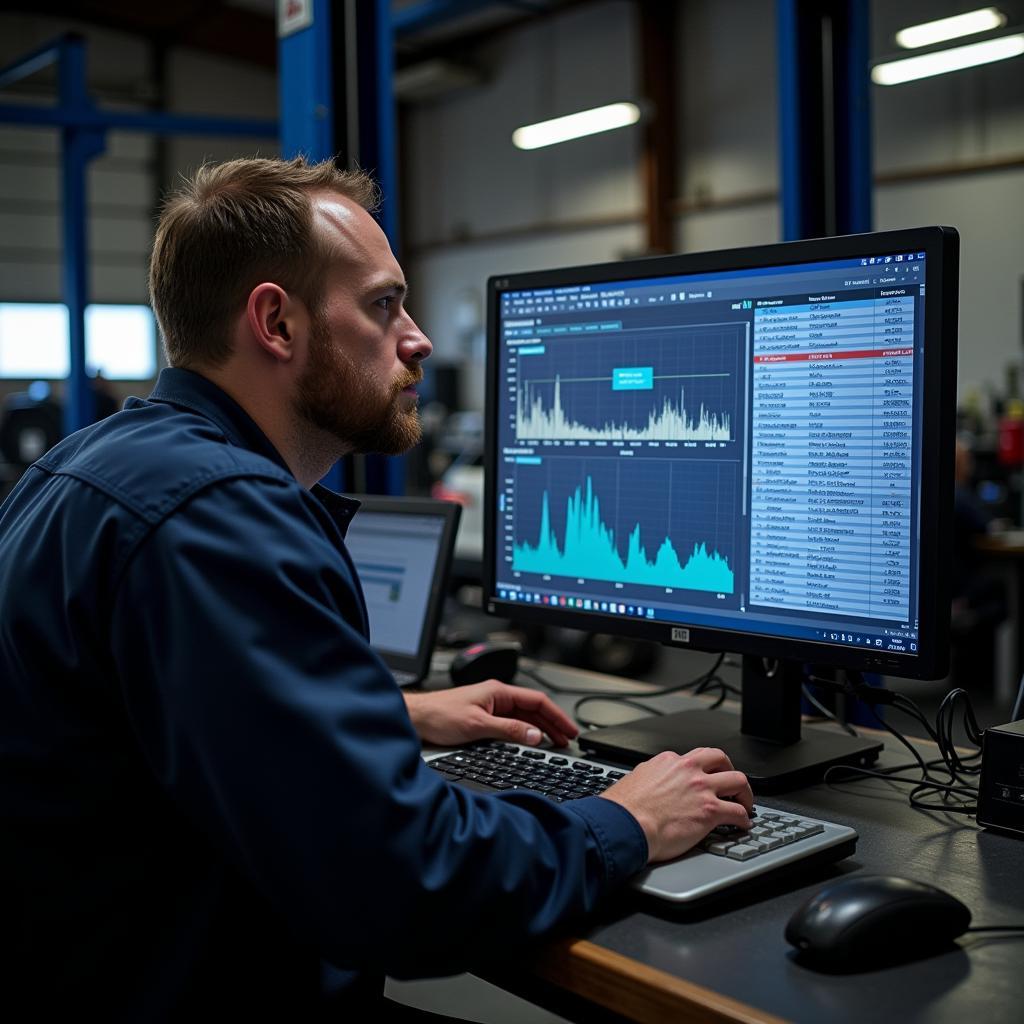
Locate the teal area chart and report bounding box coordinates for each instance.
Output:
[507,459,739,600]
[514,478,734,593]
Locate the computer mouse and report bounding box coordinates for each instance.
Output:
[449,642,520,686]
[785,874,971,970]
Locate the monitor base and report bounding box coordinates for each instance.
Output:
[579,709,883,794]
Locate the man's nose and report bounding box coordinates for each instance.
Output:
[400,316,432,363]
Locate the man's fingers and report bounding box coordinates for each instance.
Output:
[489,685,579,740]
[492,716,544,746]
[709,769,751,797]
[709,771,755,814]
[717,797,755,829]
[683,746,736,774]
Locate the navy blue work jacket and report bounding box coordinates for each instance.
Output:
[0,367,646,1019]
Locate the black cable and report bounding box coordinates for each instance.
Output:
[965,926,1024,934]
[820,698,981,814]
[1012,673,1024,723]
[520,653,729,731]
[572,695,666,729]
[801,683,859,737]
[823,763,978,813]
[518,652,725,700]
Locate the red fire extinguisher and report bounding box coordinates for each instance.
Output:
[998,399,1024,466]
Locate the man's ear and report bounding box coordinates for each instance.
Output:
[246,282,306,363]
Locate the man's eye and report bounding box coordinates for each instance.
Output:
[375,296,394,311]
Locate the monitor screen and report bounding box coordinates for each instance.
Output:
[484,228,958,684]
[346,508,450,658]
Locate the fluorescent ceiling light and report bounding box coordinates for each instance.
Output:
[895,7,1006,49]
[872,33,1024,84]
[512,102,641,150]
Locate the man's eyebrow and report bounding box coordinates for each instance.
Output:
[374,280,408,296]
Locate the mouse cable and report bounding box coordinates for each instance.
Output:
[964,925,1024,934]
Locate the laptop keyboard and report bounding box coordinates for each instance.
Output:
[426,740,858,902]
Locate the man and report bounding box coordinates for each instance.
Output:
[0,157,753,1018]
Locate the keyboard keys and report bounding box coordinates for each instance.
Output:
[725,844,760,861]
[428,743,851,892]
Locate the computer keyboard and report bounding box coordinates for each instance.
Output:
[425,740,858,903]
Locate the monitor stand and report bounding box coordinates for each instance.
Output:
[578,655,883,794]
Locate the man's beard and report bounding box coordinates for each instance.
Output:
[293,314,423,456]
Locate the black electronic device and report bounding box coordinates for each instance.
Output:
[483,227,959,790]
[449,641,520,686]
[977,718,1024,838]
[785,875,971,969]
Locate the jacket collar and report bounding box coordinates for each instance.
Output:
[147,367,361,535]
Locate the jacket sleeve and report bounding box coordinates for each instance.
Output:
[108,475,648,977]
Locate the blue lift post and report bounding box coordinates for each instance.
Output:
[278,0,406,494]
[777,1,878,723]
[0,34,277,438]
[777,0,872,241]
[356,0,405,496]
[278,0,347,492]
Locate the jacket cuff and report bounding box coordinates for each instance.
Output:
[565,796,649,886]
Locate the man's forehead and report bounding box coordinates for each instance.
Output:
[311,191,401,281]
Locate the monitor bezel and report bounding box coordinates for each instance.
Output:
[483,226,958,680]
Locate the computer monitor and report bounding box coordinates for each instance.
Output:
[483,226,959,790]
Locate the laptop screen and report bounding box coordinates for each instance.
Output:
[344,496,461,684]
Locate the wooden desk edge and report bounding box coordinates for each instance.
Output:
[533,937,789,1024]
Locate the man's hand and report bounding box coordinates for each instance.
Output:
[404,681,578,749]
[600,747,754,863]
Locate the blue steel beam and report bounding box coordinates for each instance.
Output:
[777,0,808,242]
[777,1,872,241]
[0,38,64,90]
[278,0,334,160]
[371,0,399,253]
[0,104,276,137]
[0,33,278,436]
[391,0,493,35]
[833,2,872,235]
[278,0,347,492]
[358,0,406,495]
[59,36,103,436]
[279,0,407,494]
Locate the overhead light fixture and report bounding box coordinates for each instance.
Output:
[512,102,642,150]
[895,7,1007,49]
[872,33,1024,84]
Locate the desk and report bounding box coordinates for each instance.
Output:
[428,656,1024,1024]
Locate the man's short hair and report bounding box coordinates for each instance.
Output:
[149,156,379,369]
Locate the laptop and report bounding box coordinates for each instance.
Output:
[345,495,461,686]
